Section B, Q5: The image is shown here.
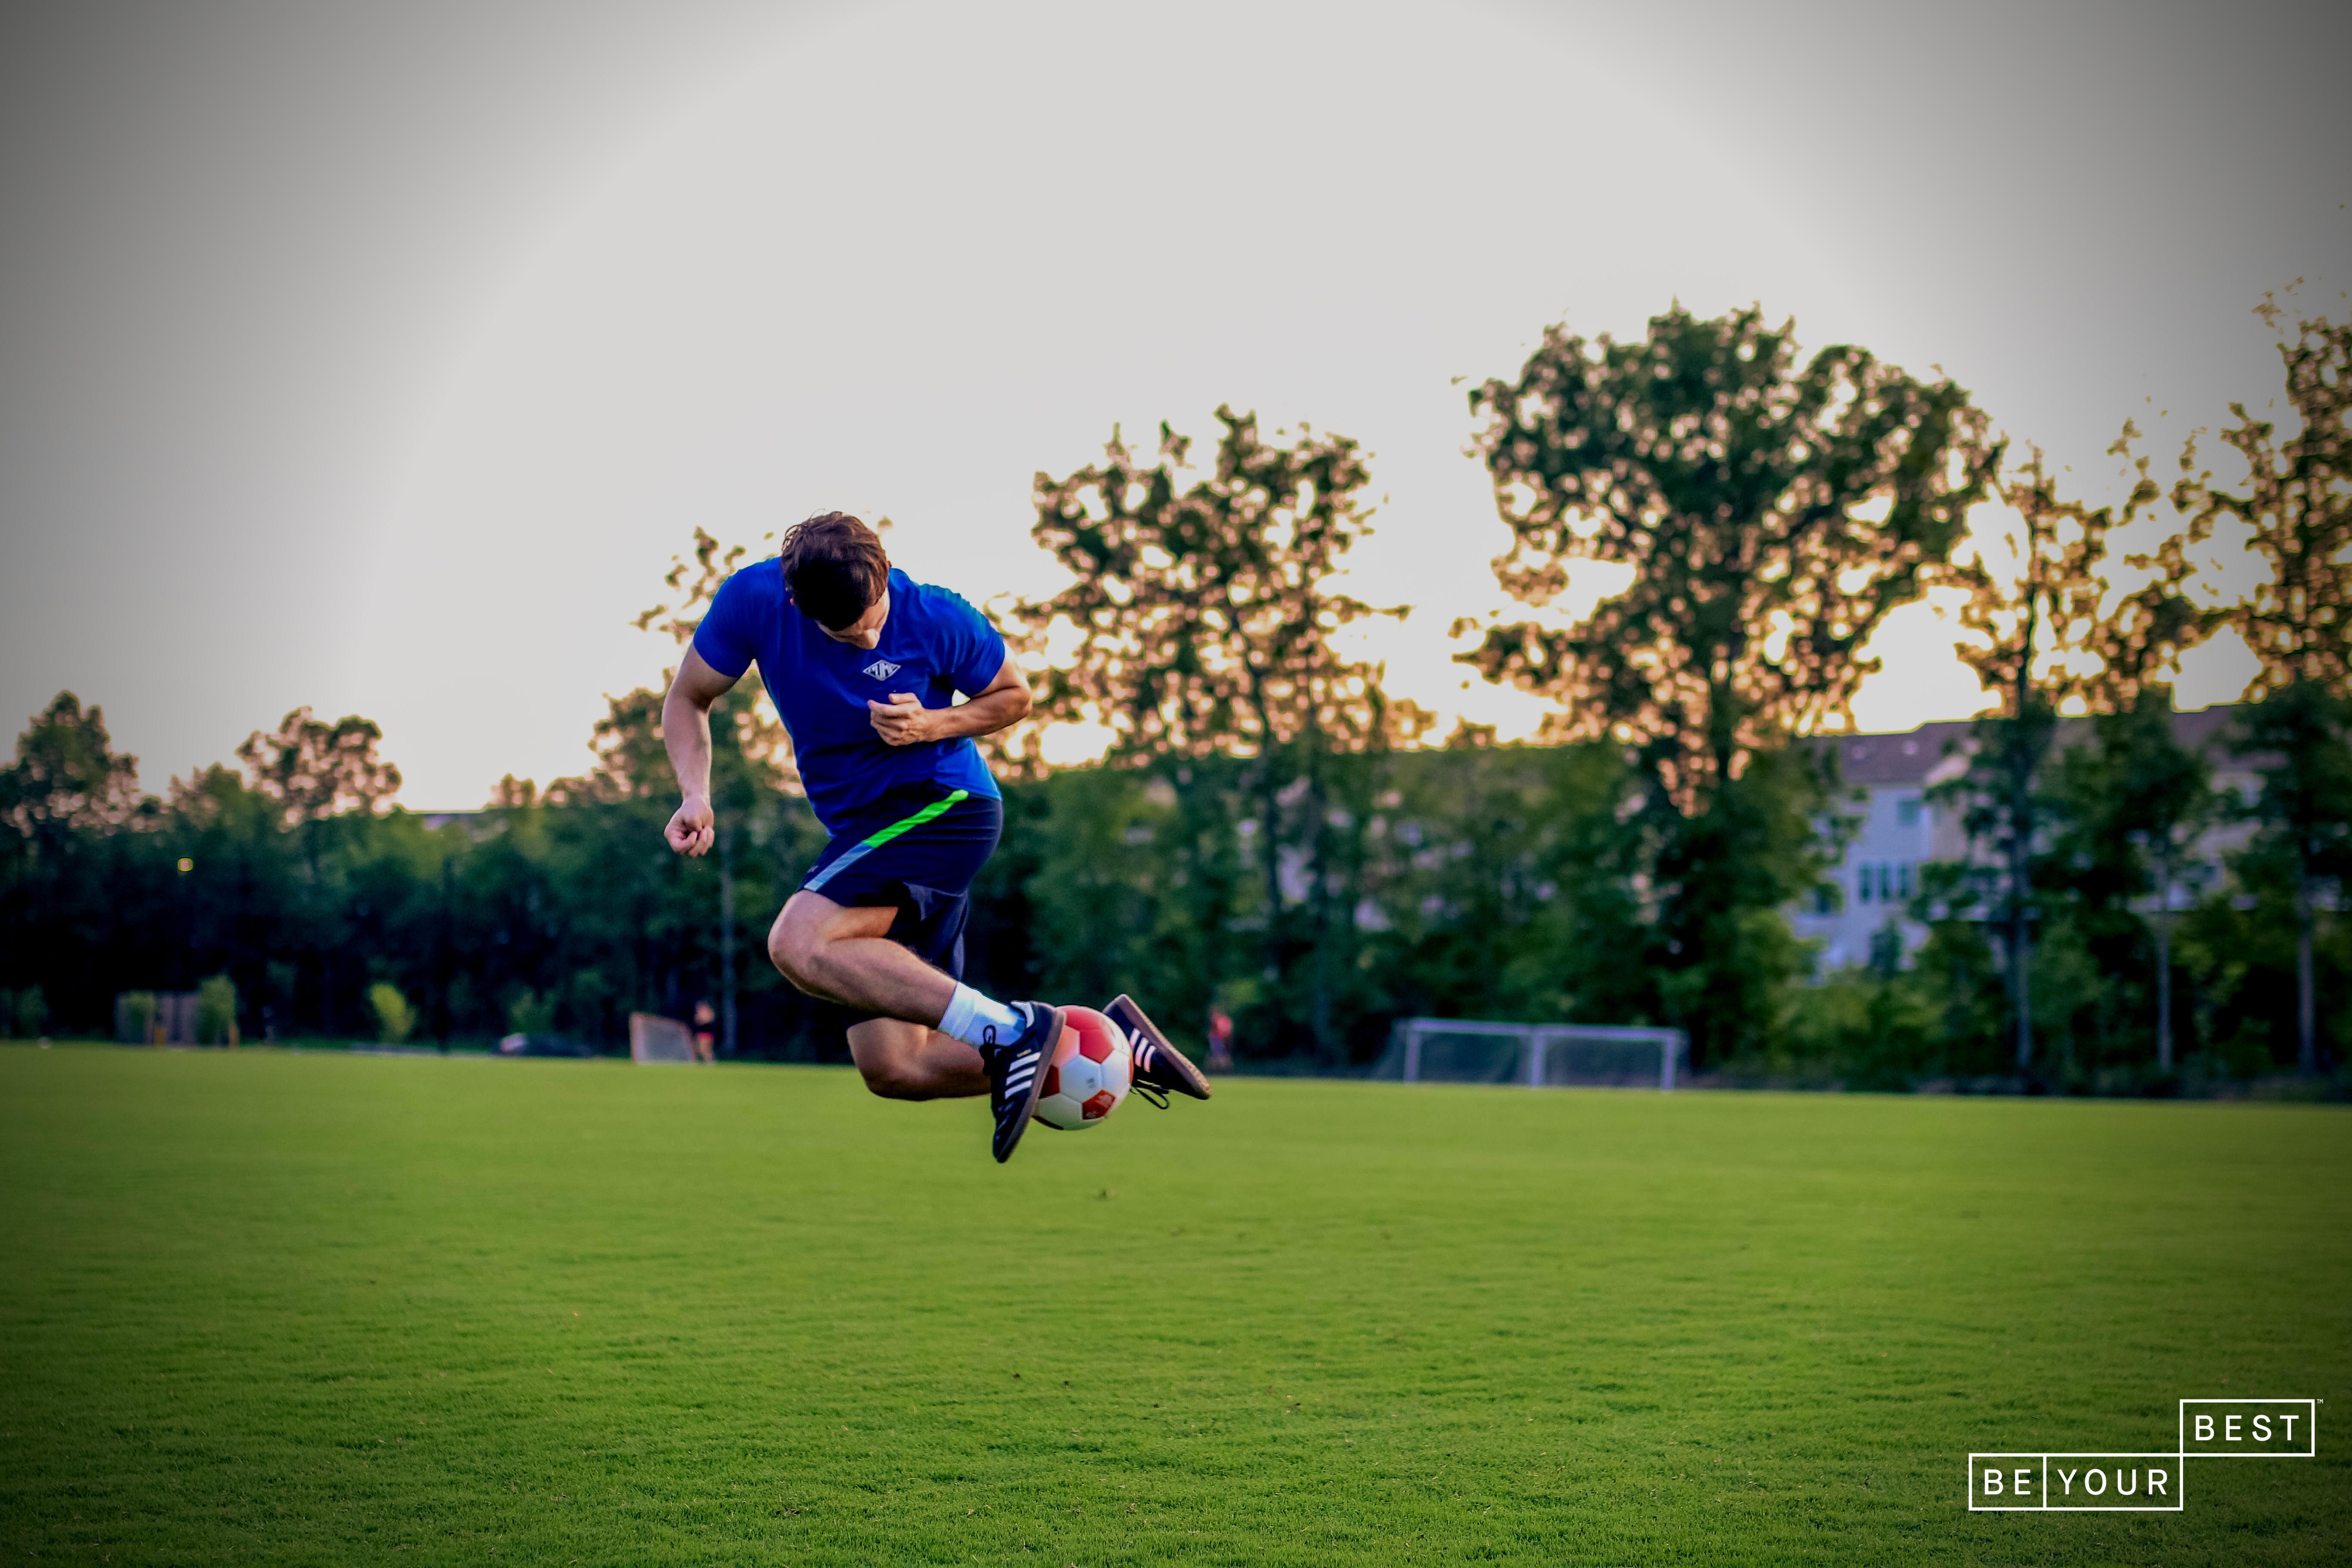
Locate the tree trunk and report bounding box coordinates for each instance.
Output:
[306,827,329,1035]
[2009,782,2032,1070]
[1257,760,1283,984]
[1245,678,1286,1010]
[719,815,738,1058]
[1304,753,1334,1063]
[2009,609,2037,1072]
[2009,875,2032,1069]
[435,856,455,1049]
[2154,879,2173,1072]
[2153,845,2173,1073]
[2295,849,2317,1075]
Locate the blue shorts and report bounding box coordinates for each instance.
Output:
[798,786,1003,1022]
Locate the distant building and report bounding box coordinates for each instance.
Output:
[1791,705,2253,974]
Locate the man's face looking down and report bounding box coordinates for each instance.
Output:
[816,586,890,651]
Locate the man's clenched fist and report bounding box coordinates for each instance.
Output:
[665,793,716,856]
[867,692,937,747]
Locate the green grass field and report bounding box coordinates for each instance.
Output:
[2,1046,2345,1565]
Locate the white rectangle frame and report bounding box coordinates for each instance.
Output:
[2178,1398,2318,1458]
[1969,1453,2185,1512]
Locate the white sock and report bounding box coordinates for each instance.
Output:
[939,983,1020,1047]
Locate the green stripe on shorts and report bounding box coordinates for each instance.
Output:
[804,789,971,894]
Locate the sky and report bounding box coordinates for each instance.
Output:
[3,0,2346,808]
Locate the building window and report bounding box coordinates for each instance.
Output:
[1897,795,1924,829]
[1897,861,1914,899]
[1857,868,1871,903]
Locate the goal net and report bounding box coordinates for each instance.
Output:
[629,1011,696,1064]
[1372,1018,1687,1091]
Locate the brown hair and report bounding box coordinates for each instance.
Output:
[779,512,889,630]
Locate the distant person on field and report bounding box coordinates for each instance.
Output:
[692,999,717,1063]
[1207,1009,1235,1073]
[662,513,1210,1162]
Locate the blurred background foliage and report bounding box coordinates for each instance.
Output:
[3,303,2347,1093]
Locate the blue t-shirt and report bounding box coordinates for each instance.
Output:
[692,563,1006,834]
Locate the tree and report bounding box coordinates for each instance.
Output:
[1935,450,2117,1069]
[230,708,398,1035]
[2190,302,2352,695]
[619,525,802,1054]
[0,694,149,1029]
[367,981,416,1044]
[1016,406,1425,1057]
[547,689,678,805]
[2176,300,2352,1073]
[543,676,793,1056]
[625,524,799,802]
[0,692,143,836]
[236,708,401,827]
[2227,686,2352,1075]
[1354,733,1645,1032]
[2055,429,2220,1073]
[1464,304,1997,1060]
[1467,305,1996,807]
[2047,695,2223,1072]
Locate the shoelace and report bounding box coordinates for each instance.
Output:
[1128,1041,1171,1109]
[977,1025,1027,1100]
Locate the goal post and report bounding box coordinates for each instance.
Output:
[1378,1018,1687,1092]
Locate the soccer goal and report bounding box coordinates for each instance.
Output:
[628,1012,696,1064]
[1375,1018,1688,1091]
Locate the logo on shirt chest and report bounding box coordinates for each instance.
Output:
[861,658,902,682]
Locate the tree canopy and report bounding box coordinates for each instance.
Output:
[2180,302,2352,696]
[236,708,402,826]
[0,693,143,835]
[1015,406,1422,766]
[1465,304,1997,810]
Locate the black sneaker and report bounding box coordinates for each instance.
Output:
[1106,993,1212,1107]
[980,1002,1062,1164]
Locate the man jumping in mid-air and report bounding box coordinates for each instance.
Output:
[661,512,1210,1162]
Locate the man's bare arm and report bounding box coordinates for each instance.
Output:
[866,656,1032,747]
[662,647,741,856]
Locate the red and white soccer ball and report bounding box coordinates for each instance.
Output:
[1033,1005,1132,1131]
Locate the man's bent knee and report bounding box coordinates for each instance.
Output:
[767,893,882,995]
[849,1021,943,1100]
[767,913,820,992]
[856,1057,940,1101]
